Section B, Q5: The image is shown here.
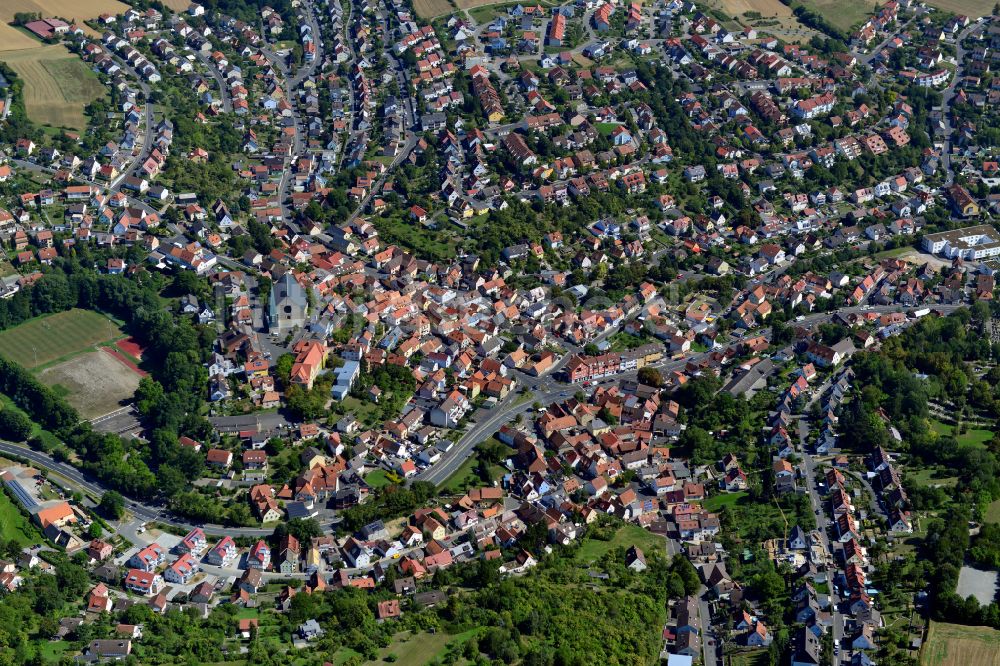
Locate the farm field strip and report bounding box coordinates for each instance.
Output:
[0,45,105,129]
[0,24,43,51]
[922,621,1000,666]
[414,0,456,18]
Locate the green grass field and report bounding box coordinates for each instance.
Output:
[0,487,42,547]
[365,469,399,488]
[986,499,1000,524]
[575,525,666,563]
[729,649,769,666]
[0,309,123,370]
[930,419,993,450]
[438,438,507,494]
[703,491,749,512]
[37,640,70,663]
[373,629,479,666]
[596,122,623,136]
[373,215,457,263]
[909,466,958,490]
[794,0,871,31]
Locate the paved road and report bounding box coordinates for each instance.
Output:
[260,0,325,222]
[698,592,720,666]
[194,51,232,113]
[0,301,965,538]
[939,21,982,185]
[103,52,155,193]
[418,302,960,486]
[0,441,276,538]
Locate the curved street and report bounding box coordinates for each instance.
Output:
[0,304,958,537]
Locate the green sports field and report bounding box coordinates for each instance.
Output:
[0,309,123,369]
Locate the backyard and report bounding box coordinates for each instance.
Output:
[574,524,667,562]
[703,490,749,512]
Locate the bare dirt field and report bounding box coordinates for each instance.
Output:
[39,350,142,419]
[0,45,104,129]
[922,621,1000,666]
[414,0,455,18]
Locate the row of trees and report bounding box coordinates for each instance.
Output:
[843,309,1000,629]
[0,253,214,506]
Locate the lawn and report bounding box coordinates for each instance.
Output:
[0,45,106,129]
[373,216,457,262]
[575,524,666,563]
[729,649,769,666]
[920,0,995,16]
[0,487,42,547]
[792,0,872,31]
[986,499,1000,524]
[438,438,507,494]
[365,469,399,488]
[921,620,1000,666]
[909,466,958,490]
[371,629,479,666]
[609,331,655,352]
[438,454,480,494]
[468,2,520,22]
[234,608,260,619]
[336,395,382,428]
[0,309,124,370]
[596,122,623,136]
[702,491,748,512]
[930,419,993,449]
[37,640,70,663]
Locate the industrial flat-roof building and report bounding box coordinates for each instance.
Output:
[922,225,1000,260]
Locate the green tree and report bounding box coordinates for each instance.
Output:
[98,490,125,520]
[0,408,32,442]
[637,367,662,387]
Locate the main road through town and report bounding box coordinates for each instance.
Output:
[0,304,961,537]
